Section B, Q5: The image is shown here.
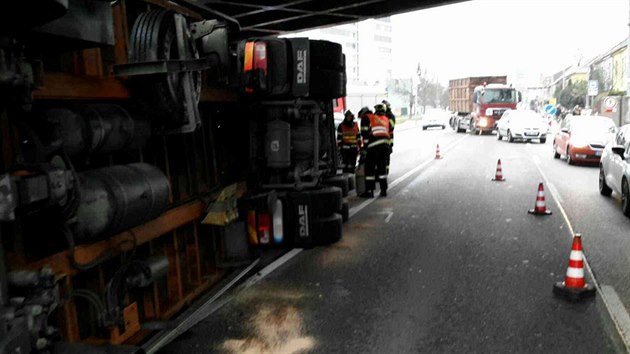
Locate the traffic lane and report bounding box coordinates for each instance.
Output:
[380,133,621,352]
[521,139,630,314]
[345,124,459,199]
[162,132,622,353]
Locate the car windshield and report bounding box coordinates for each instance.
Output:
[481,89,517,103]
[510,112,541,122]
[571,119,616,134]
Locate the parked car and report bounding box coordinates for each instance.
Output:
[599,124,630,216]
[421,108,449,130]
[496,109,548,143]
[553,115,617,165]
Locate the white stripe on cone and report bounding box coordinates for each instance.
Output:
[570,250,583,261]
[566,267,584,278]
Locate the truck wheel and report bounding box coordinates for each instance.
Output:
[553,142,560,158]
[310,40,344,70]
[340,202,349,222]
[312,213,343,245]
[129,9,201,131]
[456,120,465,133]
[469,120,477,135]
[310,186,343,218]
[322,174,350,197]
[347,173,355,191]
[310,67,345,99]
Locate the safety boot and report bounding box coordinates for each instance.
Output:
[359,191,374,198]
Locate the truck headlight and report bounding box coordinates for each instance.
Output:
[479,117,489,127]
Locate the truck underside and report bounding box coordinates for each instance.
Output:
[0,1,357,352]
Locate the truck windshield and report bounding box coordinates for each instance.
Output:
[481,89,516,104]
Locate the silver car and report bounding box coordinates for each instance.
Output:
[496,110,548,143]
[599,124,630,216]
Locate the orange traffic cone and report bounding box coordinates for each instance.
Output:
[528,182,552,215]
[435,144,442,159]
[553,234,596,301]
[491,159,505,181]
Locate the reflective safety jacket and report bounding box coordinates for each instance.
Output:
[337,121,361,149]
[385,110,396,147]
[361,113,392,148]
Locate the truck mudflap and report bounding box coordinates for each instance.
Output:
[242,187,343,249]
[287,186,343,247]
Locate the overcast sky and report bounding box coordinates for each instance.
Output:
[391,0,630,86]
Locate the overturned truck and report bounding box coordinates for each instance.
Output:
[0,1,351,352]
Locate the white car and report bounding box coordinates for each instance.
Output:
[599,124,630,216]
[421,109,449,130]
[496,110,548,143]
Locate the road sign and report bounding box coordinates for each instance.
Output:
[544,104,557,116]
[588,80,599,96]
[604,97,617,112]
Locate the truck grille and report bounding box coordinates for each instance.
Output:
[492,109,506,117]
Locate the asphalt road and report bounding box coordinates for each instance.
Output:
[162,121,628,353]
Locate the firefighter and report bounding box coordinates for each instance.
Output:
[359,104,392,198]
[337,110,362,173]
[382,99,395,174]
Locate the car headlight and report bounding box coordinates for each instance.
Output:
[479,117,489,127]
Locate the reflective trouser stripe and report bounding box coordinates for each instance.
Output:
[378,175,388,179]
[368,139,389,148]
[365,176,376,181]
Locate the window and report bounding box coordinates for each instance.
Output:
[378,47,392,54]
[323,27,351,37]
[481,89,517,103]
[374,35,392,43]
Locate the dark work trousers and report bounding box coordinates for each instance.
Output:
[340,147,358,173]
[364,143,389,192]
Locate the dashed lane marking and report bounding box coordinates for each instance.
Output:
[350,134,469,218]
[533,156,630,352]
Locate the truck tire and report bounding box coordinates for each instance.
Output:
[322,174,350,197]
[312,213,343,245]
[340,201,349,222]
[310,67,345,99]
[456,119,465,133]
[347,173,355,191]
[310,40,344,70]
[129,9,201,130]
[310,186,343,218]
[469,120,477,135]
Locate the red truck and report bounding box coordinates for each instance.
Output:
[449,76,521,134]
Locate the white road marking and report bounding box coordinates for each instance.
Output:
[601,286,630,346]
[155,133,469,350]
[533,156,630,352]
[377,209,394,223]
[349,134,469,217]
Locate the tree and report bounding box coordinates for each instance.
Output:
[556,81,587,108]
[416,64,447,109]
